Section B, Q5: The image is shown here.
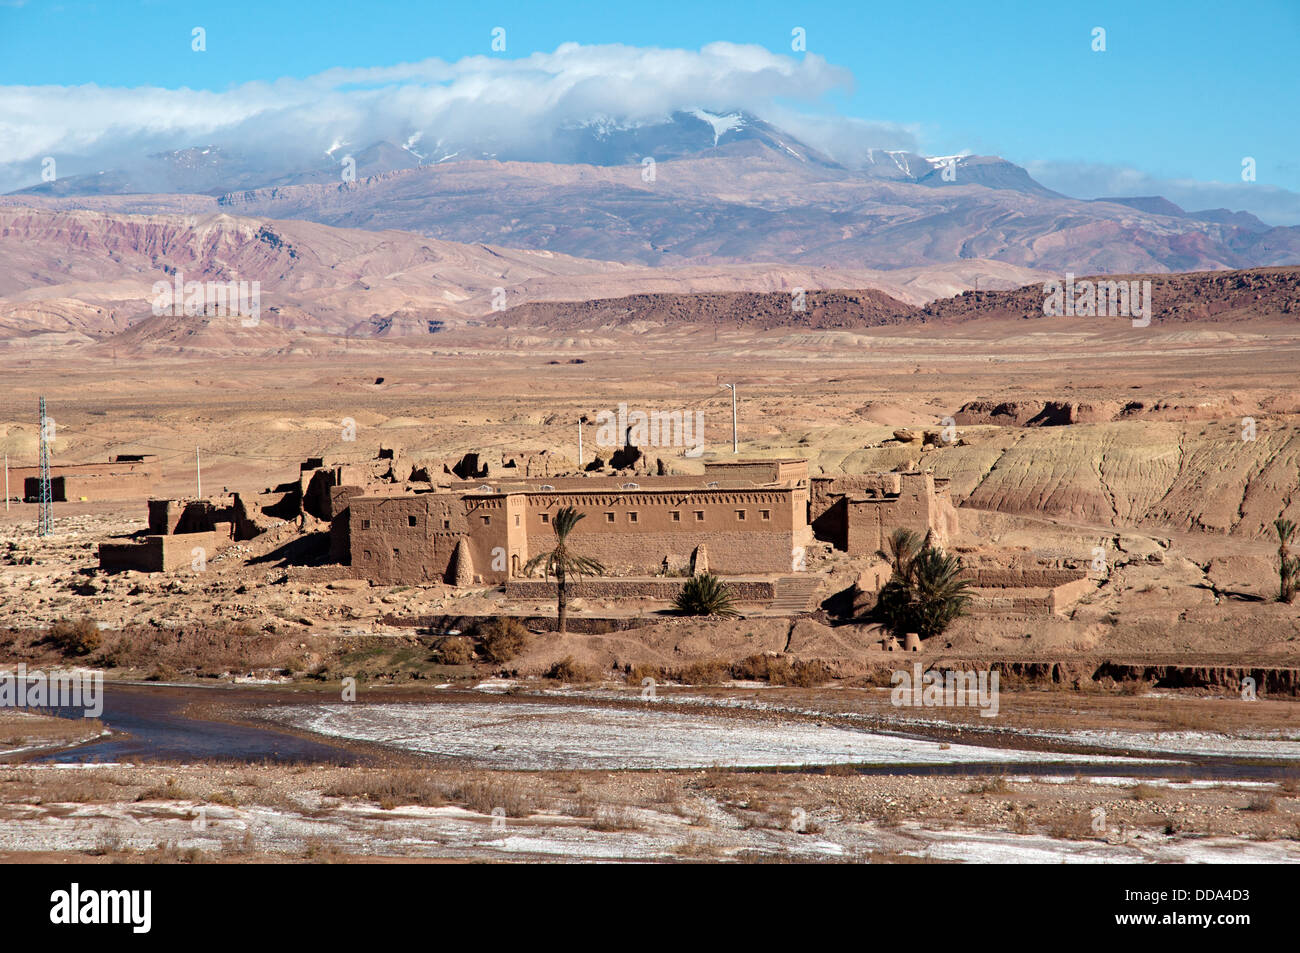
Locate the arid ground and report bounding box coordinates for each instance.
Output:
[2,310,1299,862]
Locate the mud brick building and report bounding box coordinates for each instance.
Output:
[100,494,278,573]
[335,457,962,587]
[98,447,960,588]
[13,455,159,503]
[810,470,958,555]
[343,469,812,586]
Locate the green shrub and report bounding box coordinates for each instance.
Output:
[872,531,971,641]
[673,574,738,617]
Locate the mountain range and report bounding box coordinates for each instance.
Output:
[9,111,1296,276]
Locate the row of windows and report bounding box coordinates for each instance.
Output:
[360,516,458,530]
[563,509,772,523]
[361,509,776,531]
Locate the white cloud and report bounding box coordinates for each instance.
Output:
[0,42,856,189]
[2,40,1292,230]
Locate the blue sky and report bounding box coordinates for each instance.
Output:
[2,0,1297,220]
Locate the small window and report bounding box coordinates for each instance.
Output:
[541,513,550,524]
[362,519,371,530]
[443,519,451,529]
[670,511,680,522]
[736,510,746,520]
[363,550,372,559]
[408,515,418,527]
[694,511,704,521]
[482,515,491,525]
[515,515,520,526]
[606,512,615,522]
[628,512,638,523]
[760,509,771,521]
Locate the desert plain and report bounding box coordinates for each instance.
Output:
[2,283,1300,862]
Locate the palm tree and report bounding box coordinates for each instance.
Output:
[524,506,605,633]
[878,528,924,578]
[907,548,973,638]
[674,573,739,617]
[872,535,971,640]
[1275,517,1299,604]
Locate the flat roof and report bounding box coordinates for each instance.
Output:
[351,485,797,503]
[704,458,807,466]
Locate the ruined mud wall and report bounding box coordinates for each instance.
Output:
[20,464,157,502]
[99,531,220,573]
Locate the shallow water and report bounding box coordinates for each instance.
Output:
[13,683,362,764]
[9,683,1299,779]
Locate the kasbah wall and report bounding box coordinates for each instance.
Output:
[340,458,958,587]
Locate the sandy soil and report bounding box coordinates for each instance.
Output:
[0,755,1296,864]
[3,317,1300,863]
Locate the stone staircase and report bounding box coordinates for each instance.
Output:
[768,575,823,614]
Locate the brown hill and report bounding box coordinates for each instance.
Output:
[916,266,1300,325]
[493,288,919,331]
[492,266,1300,334]
[0,204,1048,351]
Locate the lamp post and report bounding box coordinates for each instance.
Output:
[720,383,737,453]
[578,415,590,469]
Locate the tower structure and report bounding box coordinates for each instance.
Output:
[38,396,52,536]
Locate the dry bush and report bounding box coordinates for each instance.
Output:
[136,777,198,802]
[867,803,904,827]
[652,776,682,806]
[672,659,730,684]
[1116,678,1155,696]
[322,769,448,809]
[672,838,723,859]
[23,769,129,804]
[966,775,1011,795]
[859,667,897,688]
[1160,708,1220,732]
[477,617,530,664]
[451,777,531,817]
[432,637,474,665]
[1129,783,1164,801]
[75,623,303,676]
[546,656,597,682]
[627,662,666,684]
[301,837,346,863]
[47,617,101,656]
[590,806,645,832]
[1244,794,1277,813]
[730,654,833,687]
[135,842,210,864]
[1047,811,1098,840]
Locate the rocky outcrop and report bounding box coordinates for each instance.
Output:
[862,418,1300,541]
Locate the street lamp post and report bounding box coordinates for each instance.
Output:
[720,383,737,453]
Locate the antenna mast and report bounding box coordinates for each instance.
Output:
[38,397,52,536]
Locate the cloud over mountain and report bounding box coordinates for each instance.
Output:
[0,42,856,190]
